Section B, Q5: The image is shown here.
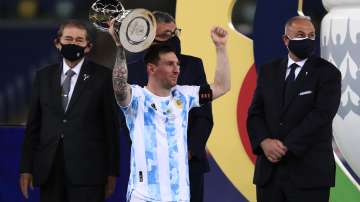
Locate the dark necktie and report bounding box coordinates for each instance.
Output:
[283,63,299,105]
[286,63,299,83]
[62,69,76,111]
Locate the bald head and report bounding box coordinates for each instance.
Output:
[283,16,316,61]
[284,16,315,38]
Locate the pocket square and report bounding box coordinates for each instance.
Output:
[299,90,312,96]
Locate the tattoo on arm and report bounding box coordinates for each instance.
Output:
[112,47,129,103]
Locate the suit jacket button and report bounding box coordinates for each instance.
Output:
[60,134,64,139]
[279,122,283,126]
[62,119,67,123]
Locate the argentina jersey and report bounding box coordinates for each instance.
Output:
[121,85,200,202]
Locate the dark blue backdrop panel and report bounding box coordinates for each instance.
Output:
[0,26,58,124]
[253,0,325,68]
[253,0,298,67]
[0,127,40,202]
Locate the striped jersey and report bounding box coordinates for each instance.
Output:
[121,85,200,202]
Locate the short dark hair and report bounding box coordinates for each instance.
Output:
[284,16,313,35]
[144,44,176,65]
[57,20,92,42]
[152,11,175,24]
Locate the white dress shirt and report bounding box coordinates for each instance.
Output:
[61,58,84,110]
[286,56,307,80]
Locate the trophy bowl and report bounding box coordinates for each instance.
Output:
[89,0,156,52]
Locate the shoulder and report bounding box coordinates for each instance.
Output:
[311,57,337,70]
[173,85,199,96]
[180,54,202,62]
[258,57,285,76]
[174,84,198,90]
[87,61,111,72]
[261,58,284,69]
[130,84,142,90]
[36,63,59,77]
[311,57,341,78]
[179,54,205,80]
[180,54,203,65]
[86,60,112,77]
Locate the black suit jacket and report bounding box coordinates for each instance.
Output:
[20,60,120,186]
[247,56,341,188]
[125,54,213,173]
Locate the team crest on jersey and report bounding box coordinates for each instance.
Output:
[175,99,183,109]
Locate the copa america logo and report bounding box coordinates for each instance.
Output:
[322,19,360,119]
[321,17,360,186]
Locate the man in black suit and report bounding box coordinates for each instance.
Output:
[124,11,213,202]
[247,16,341,202]
[19,20,120,202]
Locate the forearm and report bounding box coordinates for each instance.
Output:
[112,47,130,106]
[247,113,270,155]
[211,46,231,99]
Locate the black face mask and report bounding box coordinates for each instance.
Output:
[60,44,86,61]
[154,36,181,56]
[287,37,315,59]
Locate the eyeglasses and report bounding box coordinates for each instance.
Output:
[156,28,182,40]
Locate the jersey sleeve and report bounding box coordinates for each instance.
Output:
[120,85,142,116]
[175,85,200,110]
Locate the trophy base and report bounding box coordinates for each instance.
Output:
[118,9,156,53]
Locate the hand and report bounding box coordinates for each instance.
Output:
[108,19,122,47]
[210,26,228,48]
[105,176,117,199]
[19,173,33,199]
[260,138,287,163]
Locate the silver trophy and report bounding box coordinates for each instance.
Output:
[89,0,156,52]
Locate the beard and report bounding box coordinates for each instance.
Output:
[161,77,177,89]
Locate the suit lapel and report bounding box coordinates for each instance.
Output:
[282,57,315,112]
[66,60,93,113]
[51,64,64,113]
[273,58,288,112]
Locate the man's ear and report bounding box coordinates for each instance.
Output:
[147,63,156,74]
[282,35,289,47]
[84,42,93,54]
[54,38,61,50]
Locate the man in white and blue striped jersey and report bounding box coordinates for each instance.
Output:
[110,23,230,202]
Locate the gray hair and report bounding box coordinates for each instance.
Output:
[152,11,175,24]
[284,16,312,35]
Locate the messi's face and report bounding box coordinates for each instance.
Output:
[152,52,180,89]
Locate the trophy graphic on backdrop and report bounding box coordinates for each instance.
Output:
[89,0,156,52]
